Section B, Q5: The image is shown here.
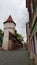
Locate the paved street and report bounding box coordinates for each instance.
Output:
[0,47,29,65]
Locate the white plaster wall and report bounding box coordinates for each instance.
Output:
[2,30,9,50]
[2,22,16,50]
[7,28,15,35]
[4,22,15,34]
[4,22,16,29]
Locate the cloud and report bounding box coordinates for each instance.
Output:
[0,0,29,41]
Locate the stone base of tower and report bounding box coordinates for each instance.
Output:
[2,41,16,50]
[2,42,8,50]
[2,31,9,50]
[2,32,23,50]
[2,34,15,50]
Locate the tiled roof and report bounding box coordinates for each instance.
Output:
[6,15,13,22]
[4,15,16,25]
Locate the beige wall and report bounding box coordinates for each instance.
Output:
[2,30,9,50]
[4,22,16,35]
[4,22,16,29]
[2,22,16,50]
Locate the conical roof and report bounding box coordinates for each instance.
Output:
[6,15,13,22]
[4,15,16,25]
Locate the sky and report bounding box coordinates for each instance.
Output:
[0,0,29,42]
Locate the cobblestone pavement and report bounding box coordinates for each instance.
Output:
[0,47,29,65]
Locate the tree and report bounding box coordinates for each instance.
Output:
[0,29,4,47]
[15,30,24,41]
[24,42,27,46]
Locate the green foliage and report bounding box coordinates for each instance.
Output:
[24,42,27,46]
[15,30,24,41]
[0,29,4,47]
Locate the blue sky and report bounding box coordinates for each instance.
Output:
[0,0,29,41]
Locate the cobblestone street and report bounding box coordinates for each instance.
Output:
[0,47,29,65]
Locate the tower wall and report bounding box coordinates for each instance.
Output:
[2,30,9,50]
[2,22,16,50]
[4,22,15,35]
[2,16,16,50]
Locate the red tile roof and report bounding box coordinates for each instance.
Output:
[4,15,16,25]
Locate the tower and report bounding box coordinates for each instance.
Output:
[2,15,16,50]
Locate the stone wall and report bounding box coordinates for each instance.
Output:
[8,40,15,50]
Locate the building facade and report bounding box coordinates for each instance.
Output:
[26,0,37,64]
[26,22,34,53]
